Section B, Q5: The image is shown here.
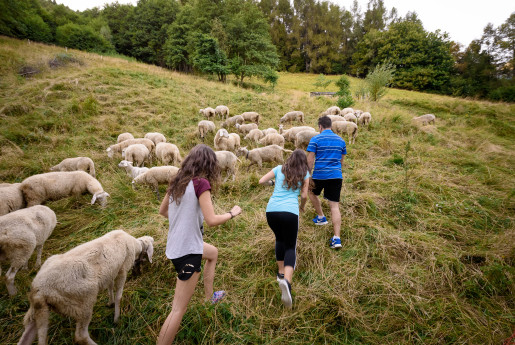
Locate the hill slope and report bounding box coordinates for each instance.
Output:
[0,36,514,344]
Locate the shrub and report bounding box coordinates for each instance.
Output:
[313,73,332,90]
[335,75,354,108]
[56,23,114,53]
[366,62,396,101]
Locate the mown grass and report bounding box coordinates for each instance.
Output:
[0,35,514,344]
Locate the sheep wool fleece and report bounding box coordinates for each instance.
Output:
[166,179,210,260]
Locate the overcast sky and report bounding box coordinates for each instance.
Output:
[56,0,513,47]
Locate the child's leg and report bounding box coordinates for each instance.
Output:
[202,242,218,301]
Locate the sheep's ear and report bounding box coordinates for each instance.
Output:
[106,147,111,152]
[91,193,97,204]
[140,238,154,263]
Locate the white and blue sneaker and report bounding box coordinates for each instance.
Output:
[312,215,328,225]
[279,279,292,308]
[330,237,342,249]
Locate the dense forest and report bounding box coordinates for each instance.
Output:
[0,0,513,101]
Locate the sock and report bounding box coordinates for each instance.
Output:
[333,236,340,240]
[317,215,324,219]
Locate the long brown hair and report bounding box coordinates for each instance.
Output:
[167,144,220,204]
[281,149,309,191]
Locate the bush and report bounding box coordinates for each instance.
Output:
[488,85,515,102]
[366,62,396,101]
[313,73,332,90]
[56,23,114,53]
[335,75,354,108]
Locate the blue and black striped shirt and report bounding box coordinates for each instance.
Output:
[306,129,346,179]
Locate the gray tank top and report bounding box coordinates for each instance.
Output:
[165,181,204,259]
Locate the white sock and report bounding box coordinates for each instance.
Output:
[333,236,340,240]
[318,215,324,219]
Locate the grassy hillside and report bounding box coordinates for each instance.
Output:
[0,35,514,344]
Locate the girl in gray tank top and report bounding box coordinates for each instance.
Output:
[157,144,241,345]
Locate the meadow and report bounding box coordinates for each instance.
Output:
[0,35,514,344]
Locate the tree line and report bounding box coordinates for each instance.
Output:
[0,0,513,101]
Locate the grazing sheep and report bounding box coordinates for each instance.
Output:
[354,109,364,118]
[358,112,372,126]
[332,120,358,144]
[198,120,216,140]
[244,128,265,143]
[0,205,56,296]
[117,160,149,179]
[155,142,182,165]
[240,111,260,124]
[215,151,239,182]
[215,105,229,120]
[340,107,354,115]
[262,128,278,136]
[50,157,96,177]
[132,166,179,198]
[0,183,25,216]
[413,114,435,126]
[343,113,358,123]
[17,230,154,345]
[259,133,285,147]
[326,114,346,123]
[221,115,244,128]
[122,144,151,167]
[106,138,155,159]
[280,125,317,142]
[325,106,341,115]
[280,111,304,123]
[117,132,134,143]
[144,132,166,145]
[199,107,216,119]
[295,130,320,150]
[214,129,240,152]
[237,145,293,169]
[20,171,110,207]
[236,123,258,134]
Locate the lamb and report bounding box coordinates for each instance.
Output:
[221,115,244,128]
[20,171,110,207]
[280,111,304,123]
[259,133,285,147]
[122,144,151,167]
[17,230,154,345]
[354,109,364,118]
[413,114,435,125]
[144,132,166,145]
[117,160,149,179]
[340,107,354,115]
[237,145,293,169]
[236,123,258,134]
[358,112,372,126]
[106,138,155,159]
[214,129,241,151]
[155,142,182,165]
[240,111,260,124]
[215,105,229,120]
[0,205,56,296]
[262,128,278,136]
[0,183,25,216]
[343,113,358,123]
[295,130,320,150]
[244,128,265,143]
[199,107,216,119]
[332,120,358,144]
[325,106,341,115]
[280,125,316,142]
[117,132,134,143]
[215,151,239,182]
[132,166,179,198]
[50,157,96,177]
[326,114,346,122]
[198,120,216,140]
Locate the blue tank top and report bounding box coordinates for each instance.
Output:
[266,165,310,216]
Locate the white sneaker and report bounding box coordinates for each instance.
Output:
[279,279,292,308]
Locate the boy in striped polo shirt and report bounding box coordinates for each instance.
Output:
[306,115,347,248]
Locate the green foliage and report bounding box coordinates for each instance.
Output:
[313,73,332,90]
[56,23,113,53]
[0,0,52,42]
[365,62,395,101]
[335,75,354,108]
[192,33,229,82]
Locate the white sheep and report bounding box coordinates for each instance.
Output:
[215,151,239,183]
[237,145,293,169]
[214,129,240,151]
[198,120,216,140]
[20,171,110,207]
[235,122,258,134]
[325,106,341,115]
[221,115,244,128]
[340,107,354,115]
[215,105,229,120]
[295,130,320,150]
[117,160,149,179]
[155,142,182,165]
[332,120,358,144]
[106,138,155,159]
[144,132,166,145]
[199,107,216,119]
[358,112,372,126]
[50,157,96,177]
[354,109,364,118]
[0,205,56,296]
[413,114,435,125]
[240,111,260,124]
[343,113,358,123]
[326,114,346,122]
[280,125,317,142]
[132,166,179,198]
[17,230,154,345]
[244,128,265,143]
[262,128,278,136]
[0,183,25,216]
[258,133,285,147]
[280,111,304,123]
[117,132,134,143]
[122,144,151,167]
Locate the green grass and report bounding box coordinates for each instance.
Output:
[0,35,514,344]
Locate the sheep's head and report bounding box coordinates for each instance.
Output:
[199,109,203,114]
[49,165,58,171]
[118,160,133,168]
[133,236,154,275]
[121,148,126,158]
[236,147,248,157]
[91,191,110,207]
[106,147,114,158]
[235,123,241,129]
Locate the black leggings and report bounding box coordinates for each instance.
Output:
[266,211,299,268]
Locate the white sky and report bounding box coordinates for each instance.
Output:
[57,0,514,47]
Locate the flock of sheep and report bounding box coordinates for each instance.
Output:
[0,102,437,344]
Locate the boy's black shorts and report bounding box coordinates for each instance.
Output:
[311,178,343,202]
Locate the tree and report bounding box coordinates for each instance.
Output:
[192,33,229,82]
[365,62,395,101]
[335,75,354,108]
[56,23,113,52]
